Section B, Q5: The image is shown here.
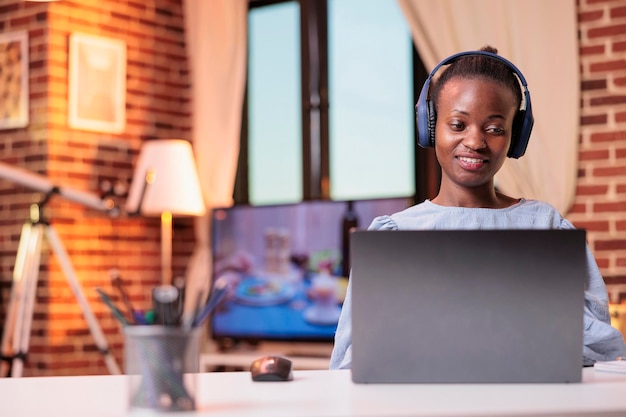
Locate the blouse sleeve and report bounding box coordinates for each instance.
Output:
[367,215,399,231]
[559,218,626,364]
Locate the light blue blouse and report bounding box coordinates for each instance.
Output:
[329,199,626,369]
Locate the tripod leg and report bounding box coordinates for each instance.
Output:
[13,224,44,377]
[43,225,122,375]
[1,223,43,377]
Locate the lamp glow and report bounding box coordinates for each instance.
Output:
[126,139,206,285]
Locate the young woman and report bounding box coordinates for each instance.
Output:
[330,46,626,370]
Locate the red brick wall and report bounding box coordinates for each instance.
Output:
[569,0,626,304]
[0,0,625,377]
[0,0,195,376]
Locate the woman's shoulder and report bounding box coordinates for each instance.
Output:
[367,200,446,231]
[366,201,425,230]
[513,198,562,215]
[518,199,577,228]
[515,198,554,208]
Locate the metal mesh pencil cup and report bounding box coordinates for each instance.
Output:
[124,325,201,412]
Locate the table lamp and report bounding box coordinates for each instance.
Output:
[126,139,206,285]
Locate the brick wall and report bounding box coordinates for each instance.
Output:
[569,0,626,306]
[0,0,625,377]
[0,0,195,376]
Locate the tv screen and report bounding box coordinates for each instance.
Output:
[209,198,409,344]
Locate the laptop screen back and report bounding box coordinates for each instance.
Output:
[350,229,586,383]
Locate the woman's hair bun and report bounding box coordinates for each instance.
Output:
[480,45,498,54]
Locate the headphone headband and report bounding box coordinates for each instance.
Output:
[415,50,534,159]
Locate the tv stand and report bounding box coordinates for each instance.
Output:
[200,340,332,371]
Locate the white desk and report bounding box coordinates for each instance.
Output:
[2,368,626,417]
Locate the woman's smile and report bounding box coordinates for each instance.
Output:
[456,155,487,170]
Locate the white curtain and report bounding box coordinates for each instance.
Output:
[398,0,579,214]
[182,0,248,313]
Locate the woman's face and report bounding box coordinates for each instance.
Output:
[434,77,518,191]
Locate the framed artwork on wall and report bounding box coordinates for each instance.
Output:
[0,31,29,130]
[68,33,126,134]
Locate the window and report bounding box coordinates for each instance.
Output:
[247,2,302,205]
[237,0,424,205]
[328,0,414,200]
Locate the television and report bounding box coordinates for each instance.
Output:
[209,198,410,347]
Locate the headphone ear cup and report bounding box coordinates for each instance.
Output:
[416,81,432,149]
[510,110,523,145]
[508,108,533,158]
[427,100,437,146]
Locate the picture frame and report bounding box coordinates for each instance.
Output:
[68,33,126,134]
[0,31,29,130]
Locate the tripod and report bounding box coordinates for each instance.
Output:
[1,200,121,377]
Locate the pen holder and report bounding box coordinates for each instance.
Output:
[124,325,201,412]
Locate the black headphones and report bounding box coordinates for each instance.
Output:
[415,50,534,159]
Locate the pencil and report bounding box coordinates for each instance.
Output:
[96,287,130,326]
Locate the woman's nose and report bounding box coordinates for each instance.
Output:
[461,128,487,150]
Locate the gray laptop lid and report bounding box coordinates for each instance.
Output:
[350,230,586,384]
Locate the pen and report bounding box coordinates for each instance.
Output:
[173,276,186,302]
[181,288,204,331]
[110,269,137,324]
[144,309,155,325]
[173,276,186,320]
[152,285,182,326]
[132,310,148,325]
[96,287,130,326]
[192,281,228,327]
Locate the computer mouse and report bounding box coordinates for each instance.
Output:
[250,355,293,382]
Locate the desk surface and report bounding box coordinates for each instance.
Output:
[2,368,626,417]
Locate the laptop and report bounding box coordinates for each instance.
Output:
[349,229,586,384]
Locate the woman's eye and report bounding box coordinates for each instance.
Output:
[450,122,464,130]
[486,126,504,135]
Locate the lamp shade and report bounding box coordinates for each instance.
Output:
[126,139,206,217]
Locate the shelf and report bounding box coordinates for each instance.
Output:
[200,341,332,371]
